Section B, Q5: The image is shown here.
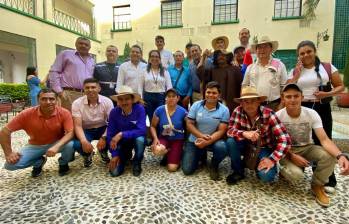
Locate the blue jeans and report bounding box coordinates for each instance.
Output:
[4,141,74,170]
[226,137,278,183]
[182,140,227,175]
[143,92,165,121]
[110,136,145,176]
[73,126,107,156]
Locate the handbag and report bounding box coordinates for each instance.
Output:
[242,119,261,170]
[318,62,333,104]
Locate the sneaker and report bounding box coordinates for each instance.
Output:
[324,186,336,195]
[226,172,245,185]
[31,156,47,178]
[209,166,220,181]
[83,152,94,168]
[311,185,330,207]
[132,164,142,177]
[58,164,70,176]
[99,150,110,164]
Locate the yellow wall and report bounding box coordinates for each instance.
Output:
[98,0,335,62]
[55,0,94,24]
[0,7,101,80]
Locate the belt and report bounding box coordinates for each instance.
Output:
[302,99,320,103]
[99,81,116,84]
[263,98,281,105]
[62,87,82,92]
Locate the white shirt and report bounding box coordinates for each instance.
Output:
[243,57,287,101]
[160,49,174,69]
[276,107,322,146]
[288,64,337,100]
[116,61,147,95]
[140,69,173,94]
[72,95,114,129]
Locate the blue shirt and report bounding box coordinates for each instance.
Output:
[187,100,230,142]
[154,105,187,140]
[168,65,192,97]
[107,103,146,157]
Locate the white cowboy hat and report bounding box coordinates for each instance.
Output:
[110,85,141,103]
[250,36,279,53]
[234,86,267,103]
[211,36,229,50]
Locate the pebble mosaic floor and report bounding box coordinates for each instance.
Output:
[0,130,349,224]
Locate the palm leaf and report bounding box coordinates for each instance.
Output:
[303,0,320,22]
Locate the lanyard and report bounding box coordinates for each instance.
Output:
[151,69,159,85]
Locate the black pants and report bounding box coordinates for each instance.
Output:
[302,101,336,187]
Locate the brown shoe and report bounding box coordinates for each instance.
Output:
[311,185,330,207]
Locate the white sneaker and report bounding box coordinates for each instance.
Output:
[324,186,336,194]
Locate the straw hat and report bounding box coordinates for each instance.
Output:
[110,85,141,102]
[211,36,229,50]
[234,86,267,103]
[250,36,279,53]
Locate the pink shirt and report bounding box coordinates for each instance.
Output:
[49,50,95,93]
[72,94,114,129]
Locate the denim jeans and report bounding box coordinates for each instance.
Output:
[4,141,74,170]
[143,92,165,121]
[182,140,227,175]
[226,137,278,183]
[73,126,107,156]
[110,136,145,176]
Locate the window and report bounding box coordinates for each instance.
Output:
[274,0,302,18]
[161,1,182,27]
[213,0,238,23]
[113,4,131,30]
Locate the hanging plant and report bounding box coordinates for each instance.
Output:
[302,0,320,22]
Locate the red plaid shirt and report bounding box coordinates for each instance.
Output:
[227,105,291,163]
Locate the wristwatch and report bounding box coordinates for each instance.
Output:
[336,152,349,160]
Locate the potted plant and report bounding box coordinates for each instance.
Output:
[336,47,349,108]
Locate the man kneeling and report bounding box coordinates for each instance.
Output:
[0,89,75,177]
[107,86,146,177]
[277,84,349,207]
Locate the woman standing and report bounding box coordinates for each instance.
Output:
[26,67,42,106]
[140,50,172,121]
[287,40,344,192]
[150,89,187,172]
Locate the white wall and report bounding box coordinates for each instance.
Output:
[0,50,28,83]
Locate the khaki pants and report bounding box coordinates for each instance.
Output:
[60,90,83,111]
[279,144,336,185]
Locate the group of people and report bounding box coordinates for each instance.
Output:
[1,28,349,208]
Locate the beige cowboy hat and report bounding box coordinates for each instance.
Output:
[234,86,267,103]
[250,36,279,53]
[211,36,229,50]
[110,85,141,102]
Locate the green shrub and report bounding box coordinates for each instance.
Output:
[0,83,29,101]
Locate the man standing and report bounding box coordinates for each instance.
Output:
[189,44,204,103]
[168,50,192,109]
[277,83,349,207]
[242,36,287,111]
[226,86,291,185]
[93,45,120,98]
[107,86,146,177]
[49,37,95,111]
[183,42,193,67]
[238,28,251,49]
[116,45,146,95]
[155,35,174,69]
[72,78,114,167]
[182,81,229,181]
[0,89,75,177]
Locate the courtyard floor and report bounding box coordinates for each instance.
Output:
[0,109,348,224]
